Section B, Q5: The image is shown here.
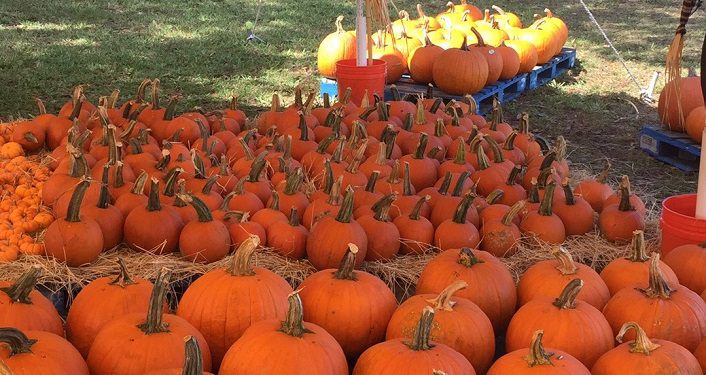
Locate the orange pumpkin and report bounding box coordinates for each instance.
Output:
[488,330,590,374]
[686,105,705,143]
[0,328,89,375]
[504,40,538,73]
[432,45,489,95]
[0,267,63,336]
[408,37,444,84]
[469,27,503,85]
[658,70,703,131]
[664,242,706,294]
[317,16,357,79]
[143,336,215,375]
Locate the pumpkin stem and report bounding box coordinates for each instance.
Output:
[503,132,518,151]
[0,266,42,304]
[279,290,313,338]
[523,330,555,366]
[402,162,414,196]
[427,280,468,311]
[538,181,556,216]
[452,171,471,197]
[618,175,635,212]
[561,177,576,205]
[65,178,91,222]
[247,152,268,182]
[335,186,356,223]
[552,278,583,309]
[437,172,453,196]
[0,328,37,356]
[616,322,661,355]
[365,171,380,194]
[640,253,673,299]
[162,168,183,198]
[539,151,557,170]
[458,247,484,267]
[476,138,491,170]
[409,195,431,220]
[486,189,504,205]
[180,336,203,375]
[333,244,359,281]
[109,258,135,287]
[287,207,300,226]
[372,193,396,222]
[627,230,649,262]
[138,267,171,334]
[452,193,474,224]
[268,190,280,210]
[452,138,467,165]
[407,306,436,351]
[528,178,540,204]
[229,235,260,276]
[184,194,214,222]
[596,159,611,184]
[552,246,578,275]
[413,133,429,160]
[129,171,149,195]
[147,177,162,212]
[97,164,111,209]
[112,161,126,189]
[283,168,304,196]
[506,165,523,186]
[502,200,526,226]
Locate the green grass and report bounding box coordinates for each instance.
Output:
[0,0,702,199]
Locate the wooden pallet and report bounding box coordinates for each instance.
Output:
[639,125,701,172]
[526,48,577,90]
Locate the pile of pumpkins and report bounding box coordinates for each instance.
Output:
[5,224,706,374]
[317,2,569,95]
[0,80,648,268]
[658,68,706,143]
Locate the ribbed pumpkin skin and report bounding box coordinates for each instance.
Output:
[506,297,614,368]
[352,339,476,375]
[87,314,212,375]
[176,268,293,368]
[694,339,706,374]
[306,217,368,270]
[219,319,348,375]
[66,276,154,357]
[432,48,489,95]
[385,293,495,374]
[517,28,555,64]
[657,75,703,131]
[517,260,610,310]
[0,330,89,375]
[408,44,444,84]
[602,284,706,352]
[600,258,678,295]
[686,106,705,143]
[298,269,397,359]
[488,347,590,374]
[415,248,516,333]
[504,40,538,73]
[496,45,520,79]
[592,338,702,375]
[0,281,63,336]
[317,18,357,79]
[663,244,706,294]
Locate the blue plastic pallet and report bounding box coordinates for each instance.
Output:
[526,48,577,90]
[639,125,701,172]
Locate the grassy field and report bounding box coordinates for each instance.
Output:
[0,0,702,201]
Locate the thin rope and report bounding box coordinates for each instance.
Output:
[577,0,648,99]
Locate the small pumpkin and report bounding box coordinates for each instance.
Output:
[574,160,614,213]
[0,267,63,336]
[488,330,590,375]
[0,328,89,375]
[480,200,525,257]
[394,195,434,255]
[267,207,308,259]
[599,176,645,242]
[519,181,566,244]
[178,194,231,263]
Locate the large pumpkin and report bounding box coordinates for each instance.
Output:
[658,70,703,131]
[488,330,590,375]
[176,236,293,369]
[663,242,706,294]
[506,278,614,368]
[87,268,212,374]
[416,247,516,333]
[386,280,495,374]
[0,328,89,375]
[0,266,63,336]
[516,23,556,65]
[517,246,610,309]
[469,28,503,85]
[602,254,706,351]
[219,290,349,374]
[353,307,475,374]
[317,16,357,79]
[66,258,154,357]
[408,38,444,84]
[432,46,489,95]
[592,322,702,375]
[504,40,538,73]
[299,244,397,359]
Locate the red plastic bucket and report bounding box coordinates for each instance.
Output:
[335,59,386,107]
[661,193,706,255]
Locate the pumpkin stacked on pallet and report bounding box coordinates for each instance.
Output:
[317,3,570,94]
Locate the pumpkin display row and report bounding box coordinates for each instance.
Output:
[1,80,647,269]
[3,231,706,374]
[317,3,569,94]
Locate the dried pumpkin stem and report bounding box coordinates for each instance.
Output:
[138,267,172,334]
[410,195,431,220]
[335,186,356,223]
[616,322,661,355]
[110,258,135,287]
[66,178,91,222]
[229,236,260,276]
[407,307,436,351]
[486,189,504,205]
[372,193,396,222]
[97,164,111,209]
[627,230,649,262]
[553,246,578,275]
[451,171,471,197]
[476,139,491,170]
[618,175,635,212]
[552,278,583,309]
[640,253,673,299]
[524,330,554,366]
[0,328,37,355]
[502,200,526,226]
[279,290,313,338]
[181,336,203,375]
[364,171,379,194]
[437,172,453,196]
[402,162,414,196]
[333,244,359,281]
[427,280,468,311]
[452,193,474,224]
[185,194,214,222]
[506,165,523,186]
[458,247,484,267]
[0,266,42,304]
[130,171,148,195]
[538,182,556,216]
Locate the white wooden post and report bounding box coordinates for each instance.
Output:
[356,0,367,67]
